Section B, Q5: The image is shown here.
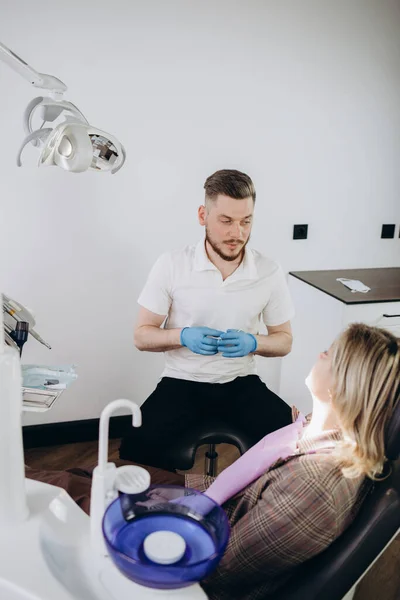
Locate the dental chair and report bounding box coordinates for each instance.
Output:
[172,401,400,599]
[270,399,400,600]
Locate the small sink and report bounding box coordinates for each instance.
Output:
[39,488,208,599]
[0,479,207,600]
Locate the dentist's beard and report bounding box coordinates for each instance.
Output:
[205,230,249,262]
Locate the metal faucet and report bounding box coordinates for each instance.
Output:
[90,399,142,555]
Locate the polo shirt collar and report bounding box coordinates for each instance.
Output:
[241,244,259,280]
[193,239,259,280]
[194,239,216,272]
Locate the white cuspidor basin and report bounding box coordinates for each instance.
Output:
[143,531,187,565]
[0,478,208,600]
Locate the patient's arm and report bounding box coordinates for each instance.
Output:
[202,464,337,596]
[134,306,182,352]
[185,474,216,493]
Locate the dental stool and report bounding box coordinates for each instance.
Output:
[270,399,400,600]
[171,421,254,476]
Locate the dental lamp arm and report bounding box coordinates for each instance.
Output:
[1,39,126,174]
[16,128,53,166]
[0,41,67,95]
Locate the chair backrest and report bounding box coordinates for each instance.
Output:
[386,395,400,460]
[274,461,400,600]
[271,400,400,600]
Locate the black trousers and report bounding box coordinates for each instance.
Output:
[119,375,292,471]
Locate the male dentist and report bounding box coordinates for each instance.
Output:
[120,169,294,470]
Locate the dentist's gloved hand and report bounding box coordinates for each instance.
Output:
[217,329,258,358]
[180,327,224,355]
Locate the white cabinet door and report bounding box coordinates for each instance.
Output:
[279,278,400,416]
[376,314,400,338]
[343,302,400,337]
[279,276,343,415]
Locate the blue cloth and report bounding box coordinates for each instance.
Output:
[21,365,77,390]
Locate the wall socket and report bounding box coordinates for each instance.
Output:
[293,224,308,240]
[381,224,395,239]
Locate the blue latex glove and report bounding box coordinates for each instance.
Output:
[180,327,224,355]
[217,329,258,358]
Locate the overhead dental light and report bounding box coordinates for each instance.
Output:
[0,41,126,174]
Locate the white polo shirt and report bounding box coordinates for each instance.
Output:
[138,240,294,384]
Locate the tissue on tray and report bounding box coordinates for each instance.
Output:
[21,365,77,390]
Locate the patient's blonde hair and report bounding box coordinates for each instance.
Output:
[331,323,400,480]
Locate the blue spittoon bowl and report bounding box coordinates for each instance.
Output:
[102,484,230,589]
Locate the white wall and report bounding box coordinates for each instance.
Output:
[0,0,399,425]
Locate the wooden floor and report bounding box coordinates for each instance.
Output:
[25,441,400,600]
[24,440,240,474]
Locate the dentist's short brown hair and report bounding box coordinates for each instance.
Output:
[204,169,256,205]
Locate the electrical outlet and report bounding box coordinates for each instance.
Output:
[293,224,308,240]
[381,224,395,239]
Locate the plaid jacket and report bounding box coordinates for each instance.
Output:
[186,429,370,600]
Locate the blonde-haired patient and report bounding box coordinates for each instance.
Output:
[306,323,400,479]
[27,323,400,600]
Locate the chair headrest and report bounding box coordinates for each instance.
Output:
[385,398,400,461]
